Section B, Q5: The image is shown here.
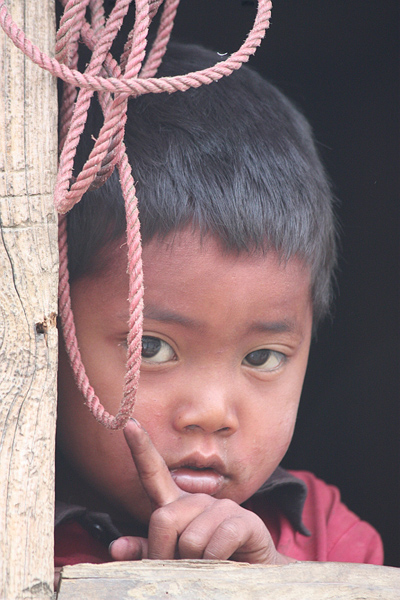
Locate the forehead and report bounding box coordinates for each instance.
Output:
[76,230,312,335]
[145,232,310,321]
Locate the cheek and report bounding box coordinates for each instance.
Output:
[246,376,301,446]
[229,387,300,498]
[62,338,127,421]
[230,425,294,504]
[130,382,173,451]
[250,407,296,460]
[57,342,132,482]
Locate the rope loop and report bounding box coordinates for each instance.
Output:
[0,0,272,429]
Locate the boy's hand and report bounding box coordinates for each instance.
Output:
[109,419,293,565]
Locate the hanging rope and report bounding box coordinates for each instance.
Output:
[0,0,272,429]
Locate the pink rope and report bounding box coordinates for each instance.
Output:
[0,0,272,429]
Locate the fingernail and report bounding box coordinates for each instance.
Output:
[108,540,116,554]
[129,417,142,428]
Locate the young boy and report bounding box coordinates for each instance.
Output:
[55,42,383,568]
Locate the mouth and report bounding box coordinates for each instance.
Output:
[169,456,227,496]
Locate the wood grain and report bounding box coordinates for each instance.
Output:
[0,1,58,598]
[57,560,400,600]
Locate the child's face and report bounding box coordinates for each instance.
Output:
[57,229,312,528]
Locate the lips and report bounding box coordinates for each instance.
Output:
[170,467,225,495]
[168,455,227,495]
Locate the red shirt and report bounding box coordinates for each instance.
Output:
[55,470,383,567]
[244,471,383,564]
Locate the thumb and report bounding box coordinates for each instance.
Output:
[109,535,148,561]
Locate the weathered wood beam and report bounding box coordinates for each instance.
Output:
[56,560,400,600]
[0,0,58,598]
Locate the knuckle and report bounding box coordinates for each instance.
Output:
[219,518,241,542]
[179,530,205,556]
[218,498,237,511]
[151,505,177,531]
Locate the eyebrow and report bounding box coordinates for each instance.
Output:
[142,305,298,336]
[143,305,202,328]
[248,320,297,335]
[115,312,130,324]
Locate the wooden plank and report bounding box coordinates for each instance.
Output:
[57,560,400,600]
[0,0,58,598]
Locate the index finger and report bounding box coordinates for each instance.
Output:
[124,418,183,508]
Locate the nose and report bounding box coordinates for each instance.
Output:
[172,375,239,436]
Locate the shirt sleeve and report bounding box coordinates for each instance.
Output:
[291,470,384,565]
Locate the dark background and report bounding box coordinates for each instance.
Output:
[170,0,400,567]
[96,0,399,566]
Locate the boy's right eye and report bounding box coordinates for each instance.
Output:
[141,336,176,363]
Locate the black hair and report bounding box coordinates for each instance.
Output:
[67,41,337,327]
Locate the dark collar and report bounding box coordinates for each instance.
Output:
[55,501,122,547]
[253,466,310,536]
[55,466,310,545]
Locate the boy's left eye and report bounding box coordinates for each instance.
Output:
[242,349,285,371]
[141,336,176,363]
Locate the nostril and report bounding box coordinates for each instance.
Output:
[183,424,231,434]
[185,424,201,431]
[218,427,231,433]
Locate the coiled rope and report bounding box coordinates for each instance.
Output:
[0,0,272,429]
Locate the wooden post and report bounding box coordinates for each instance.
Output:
[0,1,58,598]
